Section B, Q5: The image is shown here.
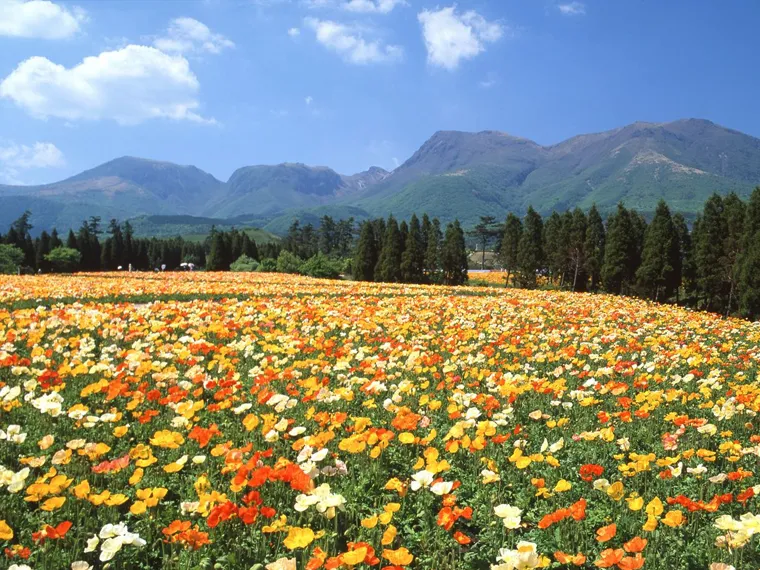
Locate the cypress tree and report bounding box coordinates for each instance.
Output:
[516,206,544,288]
[567,208,588,291]
[672,213,694,304]
[206,229,227,271]
[722,192,746,315]
[50,228,63,250]
[543,212,566,285]
[420,214,431,258]
[635,200,680,301]
[376,216,403,282]
[498,213,522,287]
[400,214,424,283]
[441,220,468,285]
[35,231,51,272]
[353,221,378,282]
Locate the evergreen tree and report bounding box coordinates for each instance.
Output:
[425,218,442,283]
[35,231,52,272]
[722,192,746,315]
[240,233,259,261]
[567,208,588,291]
[400,214,424,283]
[584,205,605,291]
[441,220,468,285]
[543,212,566,286]
[498,213,522,287]
[376,216,403,282]
[353,222,378,282]
[50,228,63,250]
[420,214,431,259]
[695,194,727,310]
[318,216,337,255]
[635,200,680,301]
[66,230,78,250]
[602,204,637,295]
[206,228,228,271]
[516,207,544,288]
[738,187,760,318]
[672,213,694,304]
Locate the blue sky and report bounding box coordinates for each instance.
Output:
[1,0,759,185]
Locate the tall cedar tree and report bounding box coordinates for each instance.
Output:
[400,214,425,283]
[567,208,588,291]
[602,204,637,294]
[738,187,760,318]
[516,207,544,288]
[722,192,746,315]
[376,216,403,283]
[441,220,468,285]
[425,218,442,283]
[636,200,681,301]
[672,213,694,304]
[695,194,728,310]
[543,212,566,285]
[584,205,605,291]
[498,213,522,287]
[353,221,378,282]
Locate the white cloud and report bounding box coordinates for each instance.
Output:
[479,72,497,88]
[344,0,406,14]
[0,141,64,184]
[558,2,586,15]
[305,95,313,105]
[0,45,214,125]
[418,6,503,70]
[288,27,301,36]
[153,17,234,55]
[0,0,86,39]
[305,17,402,64]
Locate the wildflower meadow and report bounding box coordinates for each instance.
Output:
[0,272,758,570]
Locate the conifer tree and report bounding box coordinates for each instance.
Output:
[602,204,636,294]
[722,192,746,315]
[441,220,468,285]
[636,200,680,301]
[543,212,566,285]
[468,215,499,270]
[498,213,522,287]
[516,207,544,288]
[738,187,760,319]
[425,218,442,283]
[695,194,727,310]
[400,214,424,283]
[672,213,694,304]
[584,205,605,291]
[376,216,403,282]
[353,221,378,282]
[567,208,588,291]
[206,228,227,271]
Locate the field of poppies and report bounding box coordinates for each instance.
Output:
[0,272,759,570]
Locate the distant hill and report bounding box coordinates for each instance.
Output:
[2,118,759,234]
[128,215,280,244]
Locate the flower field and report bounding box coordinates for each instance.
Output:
[1,272,759,570]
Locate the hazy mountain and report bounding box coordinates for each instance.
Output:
[3,118,759,234]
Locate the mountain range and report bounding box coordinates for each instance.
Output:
[2,118,759,235]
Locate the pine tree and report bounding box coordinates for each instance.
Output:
[50,228,63,250]
[353,222,378,282]
[441,220,468,285]
[498,213,522,287]
[425,218,442,283]
[584,205,605,291]
[400,214,424,283]
[602,204,637,294]
[376,216,403,282]
[467,216,499,270]
[635,200,680,301]
[516,207,544,288]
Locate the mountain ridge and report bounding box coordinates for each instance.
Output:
[2,118,759,234]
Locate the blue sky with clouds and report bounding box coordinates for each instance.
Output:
[1,0,759,185]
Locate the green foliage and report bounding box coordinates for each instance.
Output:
[376,216,403,283]
[276,250,303,274]
[636,200,681,300]
[441,220,468,285]
[300,252,342,279]
[229,254,259,272]
[400,214,425,283]
[45,246,81,273]
[0,243,24,274]
[602,204,639,294]
[257,258,277,272]
[353,221,378,282]
[516,207,544,288]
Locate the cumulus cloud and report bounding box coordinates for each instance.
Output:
[557,2,586,15]
[0,141,64,184]
[418,6,503,70]
[0,0,86,39]
[305,17,402,64]
[343,0,406,14]
[153,17,234,55]
[288,27,301,36]
[0,45,214,125]
[305,95,313,105]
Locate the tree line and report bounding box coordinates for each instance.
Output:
[476,187,760,319]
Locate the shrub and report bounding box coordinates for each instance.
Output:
[45,247,81,273]
[0,244,24,274]
[230,254,259,272]
[300,252,341,279]
[276,250,303,274]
